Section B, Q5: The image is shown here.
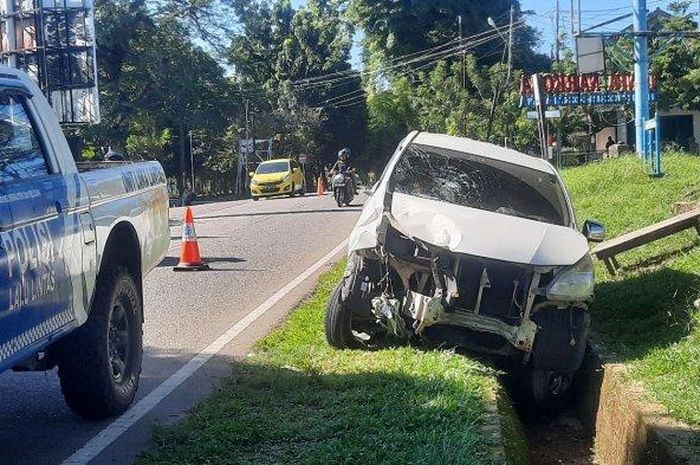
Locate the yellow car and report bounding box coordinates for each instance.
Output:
[250,158,305,200]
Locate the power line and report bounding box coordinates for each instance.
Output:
[294,22,525,92]
[318,35,520,111]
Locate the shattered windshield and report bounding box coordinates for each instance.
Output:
[392,144,569,226]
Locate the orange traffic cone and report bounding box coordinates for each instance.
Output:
[317,176,325,196]
[173,207,210,271]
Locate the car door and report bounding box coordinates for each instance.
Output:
[0,93,80,368]
[291,160,303,191]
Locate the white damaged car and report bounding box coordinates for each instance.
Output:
[325,131,605,407]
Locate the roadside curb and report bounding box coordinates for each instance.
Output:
[495,387,529,465]
[482,387,509,464]
[576,346,700,465]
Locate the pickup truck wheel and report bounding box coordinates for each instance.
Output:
[57,267,142,419]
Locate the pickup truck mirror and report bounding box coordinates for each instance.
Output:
[583,220,606,243]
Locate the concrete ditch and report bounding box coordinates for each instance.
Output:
[502,345,699,465]
[576,347,700,465]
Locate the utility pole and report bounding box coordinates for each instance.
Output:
[458,14,466,135]
[244,99,251,191]
[189,131,195,192]
[179,126,186,191]
[532,74,549,160]
[570,0,575,38]
[458,15,465,90]
[578,0,582,35]
[506,5,514,86]
[633,0,649,156]
[486,6,515,140]
[556,0,561,63]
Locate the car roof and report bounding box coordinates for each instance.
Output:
[260,159,291,164]
[412,132,557,175]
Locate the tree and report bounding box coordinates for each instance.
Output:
[349,0,547,73]
[227,0,367,165]
[79,1,239,194]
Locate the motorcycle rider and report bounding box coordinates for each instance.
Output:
[330,148,358,194]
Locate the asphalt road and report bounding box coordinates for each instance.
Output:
[0,192,363,465]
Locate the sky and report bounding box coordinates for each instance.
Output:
[523,0,685,54]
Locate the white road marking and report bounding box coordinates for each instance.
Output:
[61,239,349,465]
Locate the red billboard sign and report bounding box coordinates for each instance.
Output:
[520,73,658,96]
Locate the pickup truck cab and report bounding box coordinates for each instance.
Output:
[0,67,169,418]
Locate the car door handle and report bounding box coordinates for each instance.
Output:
[55,201,65,214]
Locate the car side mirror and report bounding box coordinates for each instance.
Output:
[292,168,298,173]
[583,220,606,243]
[249,171,255,178]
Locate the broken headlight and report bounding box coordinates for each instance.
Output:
[546,254,595,302]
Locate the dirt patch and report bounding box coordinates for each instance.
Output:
[522,408,594,465]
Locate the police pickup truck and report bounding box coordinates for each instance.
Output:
[0,68,169,418]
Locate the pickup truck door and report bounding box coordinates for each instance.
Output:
[0,94,81,369]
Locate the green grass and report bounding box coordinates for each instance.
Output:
[561,152,700,426]
[138,263,506,465]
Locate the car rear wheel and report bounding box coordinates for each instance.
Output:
[57,267,143,419]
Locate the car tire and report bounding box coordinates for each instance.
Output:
[57,267,143,419]
[325,283,363,349]
[529,368,574,411]
[253,197,259,201]
[289,183,295,197]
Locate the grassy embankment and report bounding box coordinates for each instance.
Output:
[562,153,700,426]
[139,264,522,465]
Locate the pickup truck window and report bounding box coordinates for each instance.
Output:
[0,95,49,183]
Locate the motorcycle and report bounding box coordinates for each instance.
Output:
[332,171,355,207]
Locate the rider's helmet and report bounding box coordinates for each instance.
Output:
[338,148,351,162]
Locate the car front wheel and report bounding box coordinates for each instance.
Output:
[57,267,143,419]
[529,368,575,411]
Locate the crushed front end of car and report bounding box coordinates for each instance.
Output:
[326,132,598,408]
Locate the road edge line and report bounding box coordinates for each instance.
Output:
[61,239,349,465]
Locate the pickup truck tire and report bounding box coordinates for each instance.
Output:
[57,267,143,419]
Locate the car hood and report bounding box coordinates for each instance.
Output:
[387,193,589,266]
[254,172,289,183]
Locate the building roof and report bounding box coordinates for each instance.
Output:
[621,8,694,32]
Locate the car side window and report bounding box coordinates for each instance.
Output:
[291,160,298,170]
[0,95,49,183]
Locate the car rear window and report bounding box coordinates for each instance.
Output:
[392,144,569,226]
